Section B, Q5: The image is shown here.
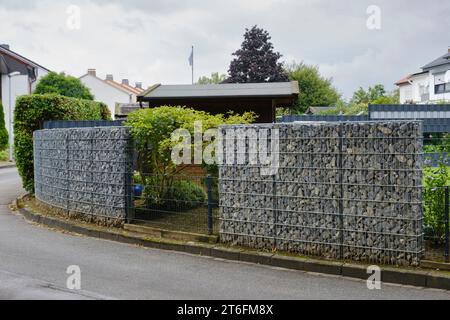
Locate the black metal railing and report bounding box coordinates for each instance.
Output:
[130,173,219,235]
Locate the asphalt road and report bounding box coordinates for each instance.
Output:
[0,167,449,300]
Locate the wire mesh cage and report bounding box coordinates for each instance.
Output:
[131,173,219,235]
[218,121,425,266]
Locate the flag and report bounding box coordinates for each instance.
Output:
[188,47,193,67]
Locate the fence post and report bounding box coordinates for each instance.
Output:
[445,186,449,262]
[206,175,213,235]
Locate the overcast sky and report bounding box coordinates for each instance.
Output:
[1,0,449,99]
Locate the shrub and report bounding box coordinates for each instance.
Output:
[423,160,450,242]
[125,106,256,180]
[34,72,94,100]
[143,178,206,211]
[0,149,7,162]
[0,102,8,150]
[14,94,111,192]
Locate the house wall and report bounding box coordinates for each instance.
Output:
[1,66,48,137]
[399,84,412,104]
[410,73,429,103]
[80,75,133,119]
[428,67,450,102]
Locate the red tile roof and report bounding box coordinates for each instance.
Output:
[395,75,411,86]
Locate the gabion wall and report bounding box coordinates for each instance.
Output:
[34,127,133,224]
[219,121,423,266]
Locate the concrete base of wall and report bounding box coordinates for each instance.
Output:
[34,199,125,228]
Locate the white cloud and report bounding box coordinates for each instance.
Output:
[0,0,448,98]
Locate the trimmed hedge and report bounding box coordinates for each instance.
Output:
[0,102,8,150]
[14,94,111,192]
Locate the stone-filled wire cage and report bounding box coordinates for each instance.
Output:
[33,127,134,225]
[218,121,423,266]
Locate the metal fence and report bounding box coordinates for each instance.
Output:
[33,120,450,264]
[280,114,369,123]
[33,127,133,224]
[280,104,450,133]
[43,120,126,129]
[130,174,219,235]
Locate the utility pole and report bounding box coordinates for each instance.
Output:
[8,71,20,162]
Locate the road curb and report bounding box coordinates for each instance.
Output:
[0,164,16,169]
[16,204,450,291]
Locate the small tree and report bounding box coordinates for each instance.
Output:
[34,72,94,100]
[286,61,341,114]
[125,106,256,207]
[0,102,8,150]
[226,26,288,83]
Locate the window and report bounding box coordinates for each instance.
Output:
[434,72,450,94]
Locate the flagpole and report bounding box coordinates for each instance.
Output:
[191,45,194,85]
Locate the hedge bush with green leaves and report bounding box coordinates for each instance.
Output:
[0,102,8,150]
[14,94,111,192]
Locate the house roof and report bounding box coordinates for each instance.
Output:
[422,52,450,70]
[119,82,144,95]
[104,79,141,95]
[395,75,411,86]
[80,72,140,96]
[138,81,299,100]
[0,45,50,75]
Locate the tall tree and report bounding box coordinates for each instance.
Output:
[0,102,8,150]
[286,62,341,114]
[34,72,94,100]
[226,26,288,83]
[197,72,227,84]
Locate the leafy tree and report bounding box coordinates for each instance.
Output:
[350,84,394,105]
[126,106,256,179]
[226,25,288,83]
[0,102,8,150]
[350,87,370,104]
[197,72,226,84]
[368,84,386,101]
[286,61,341,114]
[125,106,255,208]
[34,72,94,100]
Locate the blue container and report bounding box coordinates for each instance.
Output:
[134,185,143,197]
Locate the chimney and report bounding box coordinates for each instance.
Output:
[448,47,450,54]
[0,44,10,50]
[87,69,96,77]
[135,82,142,89]
[106,74,114,81]
[122,79,129,86]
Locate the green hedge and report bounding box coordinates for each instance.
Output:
[0,102,8,150]
[14,94,111,192]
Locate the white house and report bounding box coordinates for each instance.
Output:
[0,44,49,138]
[396,48,450,104]
[79,69,144,119]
